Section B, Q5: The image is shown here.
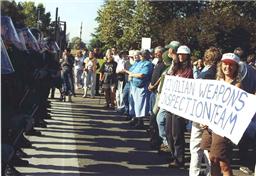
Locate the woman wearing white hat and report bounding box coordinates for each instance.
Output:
[201,53,242,176]
[165,45,193,168]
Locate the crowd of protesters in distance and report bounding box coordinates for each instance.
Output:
[60,41,256,176]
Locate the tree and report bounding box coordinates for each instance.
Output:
[1,1,26,26]
[69,37,86,49]
[93,0,256,54]
[19,1,37,27]
[96,0,122,49]
[1,1,51,36]
[128,0,159,48]
[36,3,51,35]
[88,34,105,51]
[94,0,160,50]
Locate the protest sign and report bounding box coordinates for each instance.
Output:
[159,75,256,144]
[141,38,151,50]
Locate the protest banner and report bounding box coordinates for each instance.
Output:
[141,37,151,50]
[158,75,256,144]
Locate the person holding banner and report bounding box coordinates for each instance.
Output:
[189,47,221,176]
[165,45,193,168]
[155,41,180,151]
[201,53,242,176]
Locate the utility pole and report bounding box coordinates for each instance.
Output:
[37,8,41,29]
[80,22,82,49]
[54,7,58,41]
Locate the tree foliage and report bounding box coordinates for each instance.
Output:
[69,37,86,50]
[1,1,51,35]
[92,0,256,54]
[89,34,105,51]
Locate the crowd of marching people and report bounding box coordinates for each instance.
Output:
[2,14,256,176]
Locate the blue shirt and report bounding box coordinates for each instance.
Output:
[130,60,154,87]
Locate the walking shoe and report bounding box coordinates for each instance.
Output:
[129,118,138,126]
[240,166,253,174]
[124,116,132,121]
[17,135,32,148]
[11,156,29,166]
[82,94,87,98]
[158,144,172,153]
[131,119,144,129]
[168,160,184,169]
[4,164,21,176]
[25,129,41,136]
[104,103,109,108]
[67,95,72,102]
[132,123,145,129]
[16,149,31,158]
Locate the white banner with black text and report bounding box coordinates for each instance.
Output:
[158,75,256,144]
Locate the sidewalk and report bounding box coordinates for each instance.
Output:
[15,90,254,176]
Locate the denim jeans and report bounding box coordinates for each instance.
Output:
[156,108,168,145]
[61,67,74,95]
[84,70,96,96]
[122,82,130,114]
[149,91,156,115]
[116,80,125,110]
[74,68,83,88]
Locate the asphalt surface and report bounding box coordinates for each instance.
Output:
[15,90,254,176]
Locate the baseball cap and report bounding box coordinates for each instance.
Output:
[165,41,180,52]
[221,53,240,64]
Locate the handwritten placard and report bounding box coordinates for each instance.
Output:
[159,75,256,144]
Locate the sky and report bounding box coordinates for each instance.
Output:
[17,0,104,43]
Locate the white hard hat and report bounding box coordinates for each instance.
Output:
[177,45,191,54]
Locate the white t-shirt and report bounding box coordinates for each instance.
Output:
[113,54,121,63]
[152,58,159,66]
[74,56,84,70]
[116,58,126,73]
[84,57,98,71]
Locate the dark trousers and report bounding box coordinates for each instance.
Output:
[95,73,100,95]
[238,135,256,169]
[166,112,186,165]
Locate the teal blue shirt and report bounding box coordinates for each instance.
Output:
[130,60,154,87]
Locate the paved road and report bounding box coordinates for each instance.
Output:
[15,91,254,176]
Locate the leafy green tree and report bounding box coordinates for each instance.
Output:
[129,0,158,48]
[89,34,105,51]
[93,0,256,54]
[1,1,51,36]
[1,1,26,26]
[96,0,122,49]
[69,37,86,49]
[36,3,51,35]
[19,1,37,27]
[115,0,135,50]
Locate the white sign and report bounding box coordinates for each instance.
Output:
[141,37,151,50]
[159,75,256,144]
